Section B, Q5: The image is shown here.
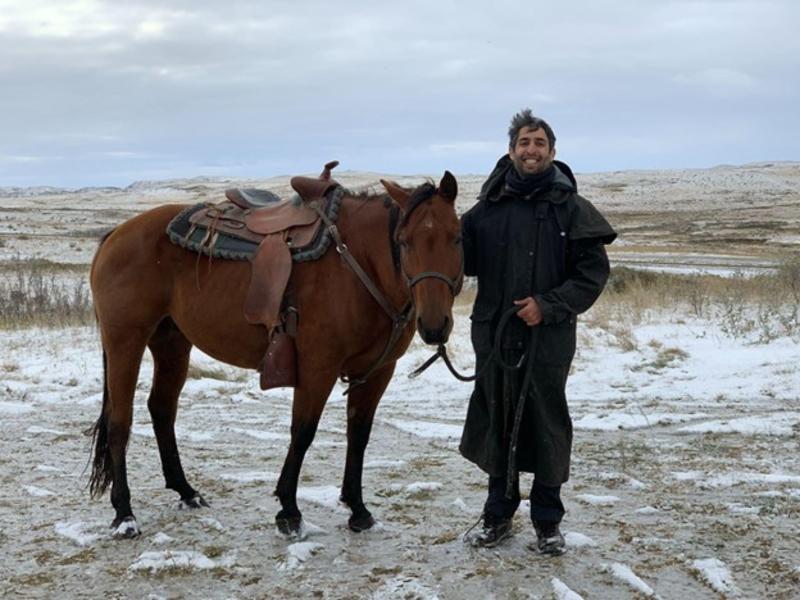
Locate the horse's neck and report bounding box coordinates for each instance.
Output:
[337,195,408,309]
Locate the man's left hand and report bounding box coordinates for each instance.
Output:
[513,296,543,326]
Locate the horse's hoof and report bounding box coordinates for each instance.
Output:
[275,515,306,541]
[111,516,140,539]
[178,494,209,510]
[348,512,375,532]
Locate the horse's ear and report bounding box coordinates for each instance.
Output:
[380,179,410,210]
[438,171,458,203]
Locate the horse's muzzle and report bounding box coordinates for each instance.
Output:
[417,315,451,345]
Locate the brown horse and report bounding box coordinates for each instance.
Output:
[87,172,463,539]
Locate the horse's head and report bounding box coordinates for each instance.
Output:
[381,172,463,345]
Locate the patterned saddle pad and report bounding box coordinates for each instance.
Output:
[165,187,343,263]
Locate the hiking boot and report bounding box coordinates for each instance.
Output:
[531,520,566,556]
[464,514,513,548]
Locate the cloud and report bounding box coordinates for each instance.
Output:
[0,0,798,186]
[674,67,758,90]
[0,154,56,163]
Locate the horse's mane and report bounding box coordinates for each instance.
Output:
[401,182,436,226]
[341,181,436,273]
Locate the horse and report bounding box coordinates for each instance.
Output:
[87,171,463,539]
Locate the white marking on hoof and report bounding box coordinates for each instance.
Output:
[177,494,207,510]
[112,517,140,539]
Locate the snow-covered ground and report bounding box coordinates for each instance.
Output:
[2,164,799,597]
[2,307,799,598]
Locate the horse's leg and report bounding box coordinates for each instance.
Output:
[103,331,151,538]
[340,363,396,532]
[146,317,207,509]
[274,371,338,538]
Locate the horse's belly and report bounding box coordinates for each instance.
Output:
[169,256,267,369]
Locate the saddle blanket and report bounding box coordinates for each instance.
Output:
[165,187,343,262]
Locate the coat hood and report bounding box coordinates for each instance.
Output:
[478,155,577,203]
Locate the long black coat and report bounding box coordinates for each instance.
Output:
[459,156,616,485]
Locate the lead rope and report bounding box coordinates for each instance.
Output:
[409,305,525,381]
[411,305,541,499]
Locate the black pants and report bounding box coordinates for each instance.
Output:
[484,475,564,523]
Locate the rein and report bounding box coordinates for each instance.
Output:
[309,193,459,395]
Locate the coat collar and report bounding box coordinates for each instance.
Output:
[479,155,577,204]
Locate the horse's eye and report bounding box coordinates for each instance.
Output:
[453,235,462,245]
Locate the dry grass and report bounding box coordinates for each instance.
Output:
[586,256,800,341]
[0,258,92,329]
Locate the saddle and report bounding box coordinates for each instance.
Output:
[166,161,342,390]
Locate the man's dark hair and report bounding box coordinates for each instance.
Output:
[508,109,556,150]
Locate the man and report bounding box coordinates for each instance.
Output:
[460,109,616,555]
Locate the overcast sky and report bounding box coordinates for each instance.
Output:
[1,0,798,188]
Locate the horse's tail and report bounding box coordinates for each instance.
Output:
[86,229,115,498]
[86,349,113,498]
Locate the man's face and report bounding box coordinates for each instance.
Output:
[508,126,556,176]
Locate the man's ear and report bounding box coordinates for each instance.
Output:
[380,179,410,210]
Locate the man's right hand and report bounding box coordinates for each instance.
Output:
[513,297,543,326]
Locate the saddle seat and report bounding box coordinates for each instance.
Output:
[225,188,281,209]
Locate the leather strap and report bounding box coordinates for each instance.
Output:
[309,198,412,394]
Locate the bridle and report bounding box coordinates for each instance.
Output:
[401,253,464,298]
[309,187,462,394]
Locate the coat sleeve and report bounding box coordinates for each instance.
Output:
[534,240,610,323]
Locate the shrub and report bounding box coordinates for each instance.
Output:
[0,259,92,328]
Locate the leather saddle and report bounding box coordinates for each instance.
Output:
[179,161,341,389]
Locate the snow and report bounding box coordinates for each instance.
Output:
[199,516,226,531]
[678,412,800,435]
[597,471,647,489]
[151,532,173,544]
[690,558,739,596]
[564,531,597,547]
[635,506,660,514]
[551,577,585,600]
[371,577,440,600]
[24,485,55,497]
[703,472,800,488]
[3,166,800,597]
[384,419,463,439]
[364,459,407,469]
[574,412,708,430]
[575,494,620,506]
[602,562,659,598]
[25,426,67,435]
[3,313,798,596]
[54,521,102,546]
[128,550,218,573]
[219,470,280,483]
[404,481,442,494]
[296,486,349,513]
[0,402,35,414]
[279,541,325,570]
